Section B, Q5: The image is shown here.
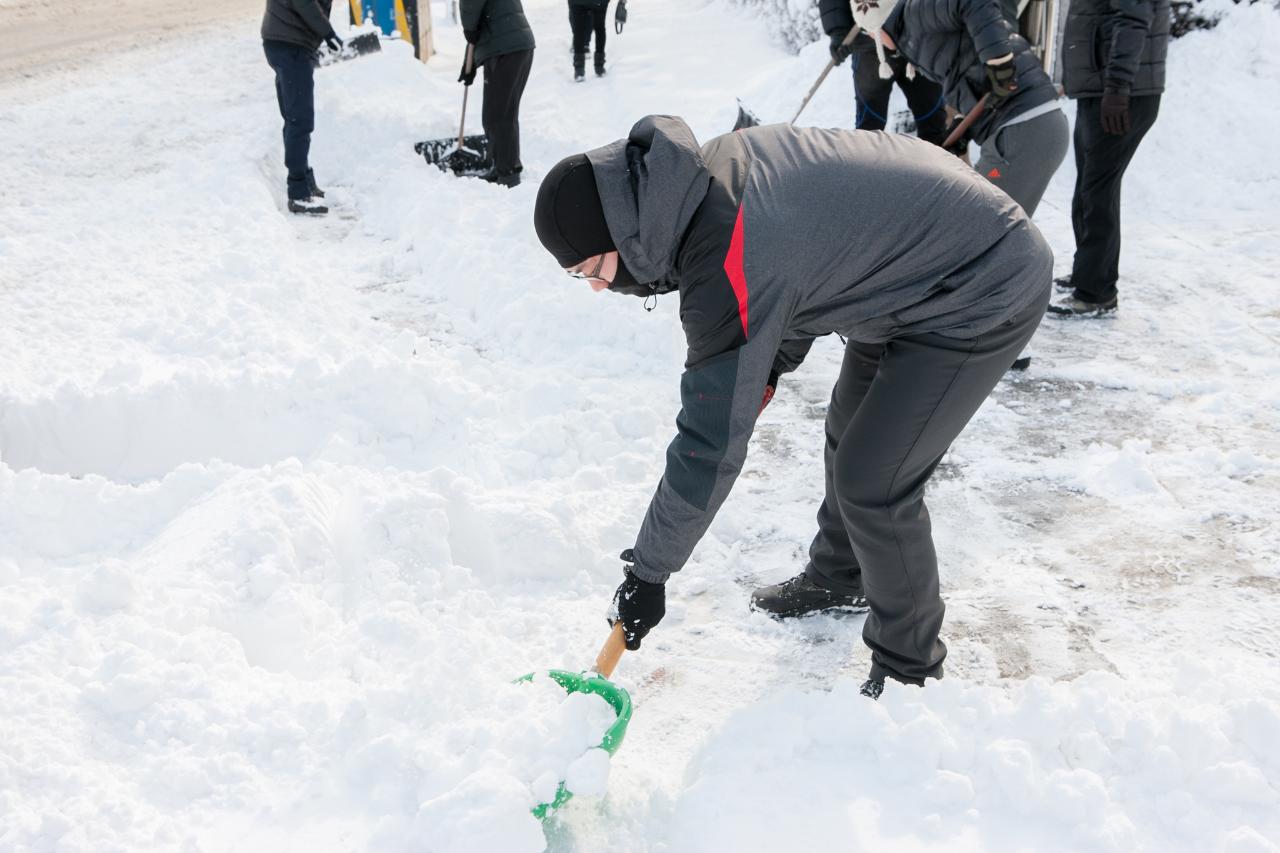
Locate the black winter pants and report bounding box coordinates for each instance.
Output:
[806,294,1049,684]
[851,49,947,146]
[263,39,317,201]
[569,2,609,70]
[1069,94,1161,303]
[482,48,534,174]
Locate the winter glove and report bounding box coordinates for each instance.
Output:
[458,55,477,86]
[828,27,853,66]
[984,55,1018,103]
[608,550,666,651]
[1100,85,1132,135]
[760,369,779,413]
[463,28,479,44]
[324,30,344,53]
[942,114,970,158]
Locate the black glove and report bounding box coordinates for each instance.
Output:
[458,55,477,86]
[324,30,344,53]
[984,55,1018,103]
[608,550,665,651]
[463,28,479,44]
[942,114,969,157]
[1100,85,1132,135]
[828,27,853,66]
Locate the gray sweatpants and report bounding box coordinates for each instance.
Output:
[974,108,1070,217]
[805,293,1049,684]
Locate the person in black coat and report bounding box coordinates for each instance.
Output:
[820,1,948,146]
[459,0,537,187]
[261,0,343,215]
[851,0,1070,217]
[1047,0,1171,318]
[568,0,611,81]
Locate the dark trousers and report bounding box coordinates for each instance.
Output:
[482,49,534,174]
[569,3,608,70]
[851,50,948,146]
[1069,94,1161,302]
[806,293,1049,684]
[263,40,317,201]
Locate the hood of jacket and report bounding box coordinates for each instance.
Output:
[585,115,712,285]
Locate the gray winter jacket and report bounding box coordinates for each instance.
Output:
[261,0,334,50]
[586,116,1052,583]
[882,0,1059,143]
[460,0,536,66]
[1063,0,1170,97]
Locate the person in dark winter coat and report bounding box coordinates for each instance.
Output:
[533,116,1052,695]
[855,0,1070,217]
[820,1,948,146]
[568,0,611,81]
[261,0,343,215]
[1047,0,1171,318]
[459,0,536,187]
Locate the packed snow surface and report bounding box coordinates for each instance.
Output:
[1,0,1278,850]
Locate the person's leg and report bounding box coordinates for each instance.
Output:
[1068,95,1161,303]
[835,295,1048,684]
[851,50,893,132]
[592,1,608,73]
[569,5,590,76]
[481,49,533,176]
[805,339,884,594]
[973,109,1069,217]
[896,62,948,146]
[265,42,316,201]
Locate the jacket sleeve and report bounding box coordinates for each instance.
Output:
[289,0,334,37]
[459,0,487,31]
[955,0,1018,62]
[626,294,786,585]
[771,336,815,379]
[1104,0,1155,87]
[819,0,854,34]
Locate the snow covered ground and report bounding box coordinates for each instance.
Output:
[1,0,1278,850]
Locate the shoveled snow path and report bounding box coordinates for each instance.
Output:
[1,0,1278,850]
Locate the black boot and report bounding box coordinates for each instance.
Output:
[1046,292,1118,318]
[573,52,586,82]
[859,679,884,700]
[306,168,325,199]
[288,196,328,216]
[750,570,867,618]
[594,51,606,77]
[479,165,521,188]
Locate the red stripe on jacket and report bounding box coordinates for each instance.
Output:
[723,203,749,338]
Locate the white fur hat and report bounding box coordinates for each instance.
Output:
[851,0,912,80]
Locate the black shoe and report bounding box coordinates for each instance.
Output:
[595,66,607,77]
[479,166,521,188]
[859,679,884,700]
[750,571,868,618]
[594,53,606,77]
[1046,293,1118,318]
[1053,274,1072,292]
[306,168,325,199]
[574,70,585,82]
[287,196,328,216]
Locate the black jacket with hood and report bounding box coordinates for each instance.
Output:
[261,0,334,51]
[460,0,537,66]
[584,116,1052,584]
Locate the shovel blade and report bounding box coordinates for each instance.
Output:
[733,102,761,131]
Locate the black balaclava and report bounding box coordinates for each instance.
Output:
[535,153,674,302]
[534,154,615,268]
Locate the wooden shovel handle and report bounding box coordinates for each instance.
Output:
[942,93,989,150]
[458,43,475,147]
[594,623,627,679]
[790,26,861,125]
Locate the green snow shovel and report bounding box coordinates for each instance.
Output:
[516,623,633,821]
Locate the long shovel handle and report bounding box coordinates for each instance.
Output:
[790,26,861,125]
[594,623,627,679]
[942,93,989,150]
[458,43,475,147]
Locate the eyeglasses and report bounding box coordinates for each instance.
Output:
[567,255,606,282]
